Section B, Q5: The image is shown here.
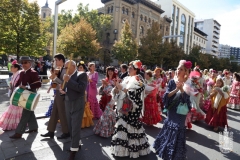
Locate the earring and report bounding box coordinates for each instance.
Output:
[184,75,188,79]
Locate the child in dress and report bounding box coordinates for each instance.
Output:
[93,100,116,137]
[205,78,229,131]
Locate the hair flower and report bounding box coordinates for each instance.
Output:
[132,60,142,69]
[12,60,17,65]
[184,61,192,69]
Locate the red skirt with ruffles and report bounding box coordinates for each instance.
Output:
[205,105,228,128]
[99,94,112,112]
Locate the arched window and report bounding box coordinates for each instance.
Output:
[111,6,113,13]
[144,16,147,22]
[132,12,135,18]
[160,25,162,29]
[180,14,186,47]
[43,12,46,18]
[140,15,143,21]
[122,7,125,14]
[108,7,110,13]
[140,26,144,35]
[126,9,129,15]
[148,18,151,23]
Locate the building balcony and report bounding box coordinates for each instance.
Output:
[212,43,218,48]
[213,34,219,39]
[214,24,220,30]
[212,47,219,52]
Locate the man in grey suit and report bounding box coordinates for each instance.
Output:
[41,53,69,139]
[60,60,87,160]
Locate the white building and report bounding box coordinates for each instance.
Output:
[195,19,221,56]
[219,44,231,59]
[193,27,208,53]
[155,0,195,54]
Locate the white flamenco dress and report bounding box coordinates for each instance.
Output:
[111,75,151,158]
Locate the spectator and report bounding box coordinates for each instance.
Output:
[119,64,128,80]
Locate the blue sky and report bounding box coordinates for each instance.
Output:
[35,0,240,47]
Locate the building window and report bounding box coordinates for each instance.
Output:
[140,15,143,21]
[149,18,151,23]
[43,12,46,18]
[140,26,144,35]
[194,35,195,39]
[144,16,147,22]
[180,14,186,47]
[132,12,135,18]
[108,7,110,13]
[126,8,129,15]
[166,26,168,31]
[160,25,162,29]
[122,7,125,14]
[111,6,113,13]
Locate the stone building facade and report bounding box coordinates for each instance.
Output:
[99,0,171,45]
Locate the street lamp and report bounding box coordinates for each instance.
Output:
[113,29,118,41]
[53,0,67,57]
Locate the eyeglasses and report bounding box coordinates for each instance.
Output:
[21,61,28,64]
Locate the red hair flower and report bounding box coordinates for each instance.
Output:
[132,60,142,69]
[12,60,17,65]
[184,61,192,69]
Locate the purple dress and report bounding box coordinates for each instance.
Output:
[87,71,102,118]
[153,79,191,160]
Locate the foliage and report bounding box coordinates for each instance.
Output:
[112,20,138,64]
[0,0,46,60]
[57,18,100,58]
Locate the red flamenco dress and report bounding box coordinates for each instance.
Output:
[141,79,162,125]
[205,88,228,128]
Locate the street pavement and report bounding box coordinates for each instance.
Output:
[0,72,240,160]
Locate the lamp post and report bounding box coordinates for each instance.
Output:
[53,0,67,57]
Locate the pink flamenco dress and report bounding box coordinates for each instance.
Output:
[93,102,116,137]
[0,71,23,132]
[227,80,240,110]
[87,71,102,119]
[141,79,162,125]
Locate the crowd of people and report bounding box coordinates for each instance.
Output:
[0,53,239,160]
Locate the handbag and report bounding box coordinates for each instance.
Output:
[176,102,189,115]
[119,95,133,115]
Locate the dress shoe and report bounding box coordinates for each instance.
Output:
[9,133,22,139]
[68,151,77,160]
[57,133,70,139]
[40,132,54,139]
[66,145,81,152]
[25,129,38,133]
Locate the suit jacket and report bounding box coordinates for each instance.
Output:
[15,68,41,92]
[119,72,128,80]
[65,71,88,101]
[53,67,66,90]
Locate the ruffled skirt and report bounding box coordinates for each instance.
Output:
[153,119,187,160]
[45,100,54,117]
[82,102,94,128]
[227,96,240,110]
[0,105,23,130]
[141,98,162,125]
[205,105,228,128]
[93,106,116,137]
[88,94,102,118]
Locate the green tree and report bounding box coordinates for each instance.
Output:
[57,18,100,58]
[0,0,45,60]
[112,20,138,63]
[138,22,163,66]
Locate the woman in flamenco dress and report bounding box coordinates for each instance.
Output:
[227,72,240,110]
[111,60,151,158]
[87,62,102,119]
[141,70,162,125]
[99,66,117,112]
[77,61,94,128]
[0,61,22,132]
[153,60,192,160]
[205,78,229,131]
